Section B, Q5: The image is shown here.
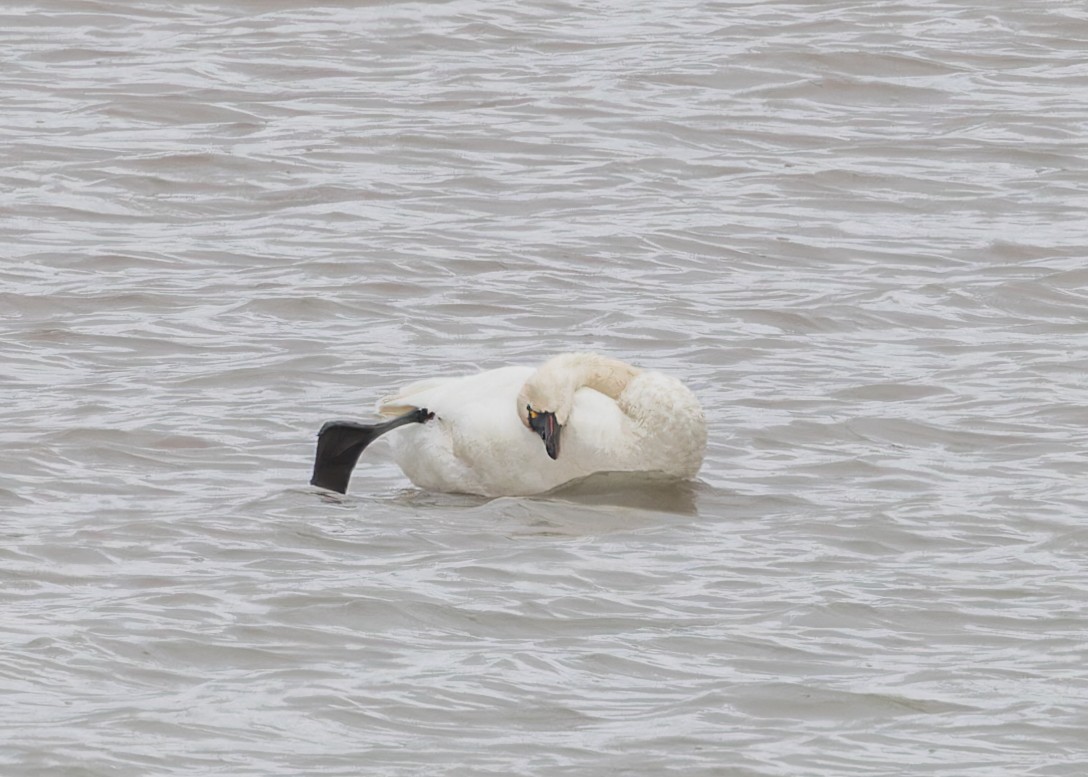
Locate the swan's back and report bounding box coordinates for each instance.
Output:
[378,366,531,418]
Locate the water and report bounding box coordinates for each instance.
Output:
[3,1,1088,774]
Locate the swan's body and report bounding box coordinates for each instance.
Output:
[312,353,706,497]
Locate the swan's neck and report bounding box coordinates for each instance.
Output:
[560,353,641,400]
[518,353,642,427]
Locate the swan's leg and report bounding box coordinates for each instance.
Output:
[311,408,433,494]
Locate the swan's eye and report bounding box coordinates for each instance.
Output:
[527,406,538,420]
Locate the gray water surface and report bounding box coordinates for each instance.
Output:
[3,1,1088,775]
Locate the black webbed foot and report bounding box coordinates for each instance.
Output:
[311,408,431,494]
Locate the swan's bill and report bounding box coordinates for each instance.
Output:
[528,409,560,460]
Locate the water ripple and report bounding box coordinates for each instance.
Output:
[2,0,1088,775]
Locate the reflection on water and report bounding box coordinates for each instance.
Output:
[544,472,703,516]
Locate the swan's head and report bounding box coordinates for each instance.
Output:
[517,373,572,461]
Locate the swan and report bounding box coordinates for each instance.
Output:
[310,352,707,497]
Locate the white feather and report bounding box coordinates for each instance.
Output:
[372,354,706,497]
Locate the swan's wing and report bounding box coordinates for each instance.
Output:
[566,387,634,459]
[615,370,706,477]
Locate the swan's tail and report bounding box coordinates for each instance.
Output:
[377,377,452,417]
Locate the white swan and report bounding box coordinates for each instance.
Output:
[311,352,707,497]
